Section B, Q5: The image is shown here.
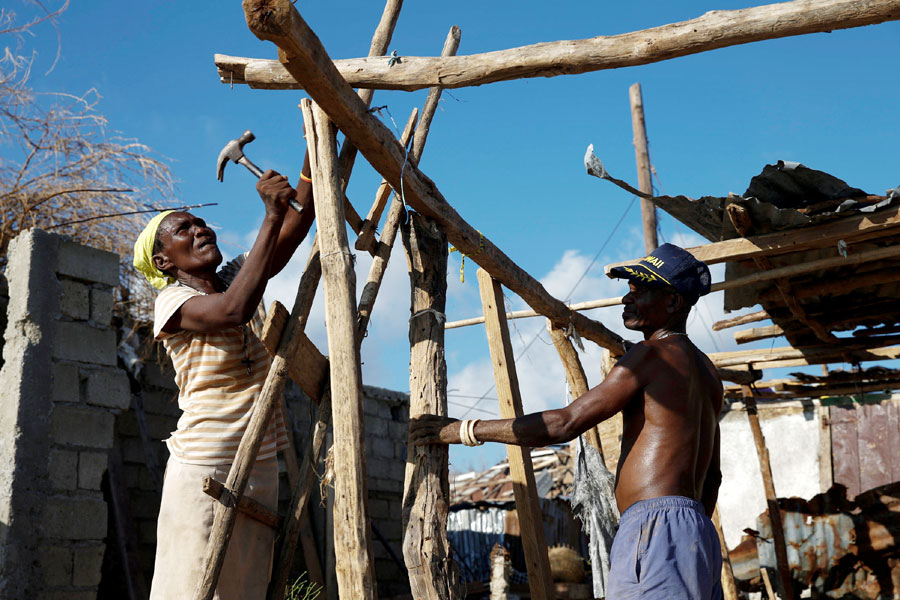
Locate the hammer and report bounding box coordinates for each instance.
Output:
[216,130,303,213]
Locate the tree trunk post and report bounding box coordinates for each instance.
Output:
[401,212,461,599]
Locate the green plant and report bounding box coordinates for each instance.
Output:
[285,572,322,600]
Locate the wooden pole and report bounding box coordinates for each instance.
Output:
[477,268,553,600]
[711,507,740,600]
[545,320,606,460]
[242,0,629,354]
[742,385,794,600]
[713,310,770,331]
[629,83,657,254]
[401,212,460,599]
[356,25,462,254]
[220,0,900,91]
[303,99,376,600]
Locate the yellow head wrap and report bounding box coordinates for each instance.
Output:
[132,210,176,289]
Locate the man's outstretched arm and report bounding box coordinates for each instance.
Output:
[410,342,655,447]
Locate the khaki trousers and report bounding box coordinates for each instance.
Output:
[149,455,278,600]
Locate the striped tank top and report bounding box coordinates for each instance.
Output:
[153,253,288,465]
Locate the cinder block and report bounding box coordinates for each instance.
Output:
[371,437,393,459]
[59,278,90,320]
[38,545,72,586]
[42,495,107,539]
[388,421,408,441]
[72,544,105,586]
[78,451,107,490]
[85,367,131,410]
[129,490,162,520]
[140,390,179,415]
[368,498,390,520]
[90,287,113,326]
[52,321,117,366]
[145,413,176,440]
[57,240,119,286]
[365,417,389,438]
[51,362,80,403]
[48,449,78,490]
[120,437,147,463]
[393,442,407,461]
[38,590,97,600]
[141,362,176,390]
[370,477,402,494]
[50,405,115,449]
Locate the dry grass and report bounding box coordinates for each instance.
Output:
[1,1,177,321]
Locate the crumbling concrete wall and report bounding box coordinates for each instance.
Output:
[0,229,129,600]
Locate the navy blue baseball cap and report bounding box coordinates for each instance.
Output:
[608,243,711,304]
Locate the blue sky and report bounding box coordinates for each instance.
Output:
[13,1,900,470]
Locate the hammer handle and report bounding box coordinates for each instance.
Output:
[238,157,304,214]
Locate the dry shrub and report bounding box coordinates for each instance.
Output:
[0,1,178,322]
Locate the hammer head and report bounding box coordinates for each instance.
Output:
[216,130,256,182]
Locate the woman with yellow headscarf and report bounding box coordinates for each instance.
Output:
[134,154,314,600]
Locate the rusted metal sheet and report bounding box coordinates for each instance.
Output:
[831,403,861,498]
[858,402,893,492]
[729,482,900,598]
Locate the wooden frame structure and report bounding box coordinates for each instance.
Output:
[189,1,900,599]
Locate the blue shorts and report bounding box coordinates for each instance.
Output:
[607,496,723,600]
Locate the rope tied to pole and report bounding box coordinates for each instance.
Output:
[410,308,446,325]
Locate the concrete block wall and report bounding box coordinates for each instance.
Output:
[0,229,129,600]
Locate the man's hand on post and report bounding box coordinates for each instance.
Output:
[409,414,462,446]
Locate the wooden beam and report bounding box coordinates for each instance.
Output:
[302,100,376,599]
[477,268,554,600]
[727,203,837,344]
[334,0,404,235]
[710,340,900,369]
[734,324,785,345]
[449,243,900,331]
[401,212,460,599]
[726,377,900,399]
[629,83,657,254]
[219,0,900,91]
[742,386,795,600]
[546,320,607,460]
[712,507,740,600]
[713,310,770,331]
[242,0,628,354]
[604,203,900,270]
[760,267,900,302]
[356,25,462,254]
[261,300,328,401]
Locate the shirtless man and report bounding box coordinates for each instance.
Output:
[410,243,724,599]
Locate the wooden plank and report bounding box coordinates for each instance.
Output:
[477,268,553,600]
[401,212,459,599]
[709,341,900,369]
[712,507,740,600]
[713,310,770,331]
[742,387,794,600]
[629,83,658,254]
[302,99,376,599]
[218,0,900,91]
[604,203,900,270]
[546,320,606,460]
[734,324,784,345]
[242,0,628,354]
[830,403,861,498]
[817,405,833,493]
[261,300,328,401]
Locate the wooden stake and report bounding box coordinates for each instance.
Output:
[742,385,794,600]
[477,268,553,600]
[629,83,657,254]
[711,507,740,600]
[401,212,460,599]
[356,25,462,254]
[242,0,628,354]
[303,99,376,600]
[220,0,900,91]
